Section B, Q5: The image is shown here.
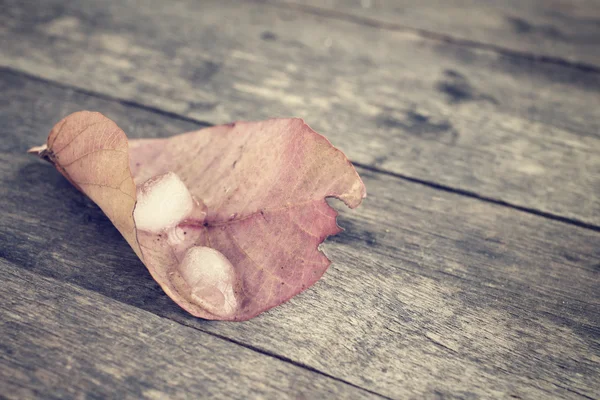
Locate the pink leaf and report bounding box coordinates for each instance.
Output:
[30,111,366,320]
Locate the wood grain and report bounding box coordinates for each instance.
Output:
[1,70,598,399]
[280,0,600,68]
[1,0,599,225]
[0,259,377,400]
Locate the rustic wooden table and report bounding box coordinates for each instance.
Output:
[1,0,599,398]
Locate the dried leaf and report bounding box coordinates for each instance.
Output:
[30,111,365,320]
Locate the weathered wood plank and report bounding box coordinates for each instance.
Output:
[0,259,377,400]
[1,71,598,399]
[280,0,600,68]
[1,0,599,225]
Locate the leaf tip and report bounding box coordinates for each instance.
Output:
[27,144,48,155]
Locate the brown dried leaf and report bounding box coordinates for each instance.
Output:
[30,111,366,320]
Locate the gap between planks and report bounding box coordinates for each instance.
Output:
[5,65,599,234]
[262,0,600,75]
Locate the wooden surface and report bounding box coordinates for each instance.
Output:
[0,259,375,399]
[283,0,600,68]
[1,0,599,226]
[1,0,599,399]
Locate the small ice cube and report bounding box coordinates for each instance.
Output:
[134,172,194,232]
[179,247,238,318]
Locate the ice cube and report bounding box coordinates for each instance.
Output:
[134,172,194,232]
[179,246,239,318]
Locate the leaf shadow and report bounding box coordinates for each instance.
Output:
[8,160,197,320]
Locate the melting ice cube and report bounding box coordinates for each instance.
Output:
[179,246,239,318]
[134,172,194,232]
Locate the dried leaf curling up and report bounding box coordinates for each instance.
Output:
[29,111,366,320]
